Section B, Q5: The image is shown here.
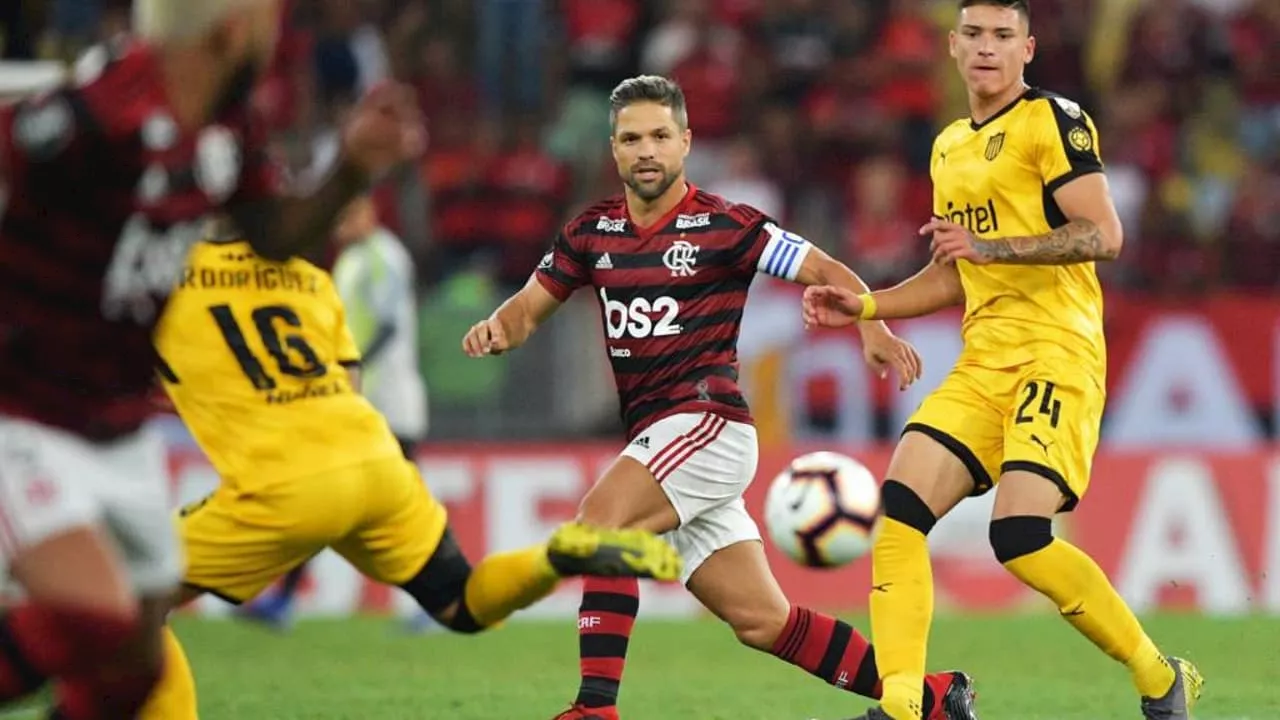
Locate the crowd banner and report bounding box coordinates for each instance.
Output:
[166,438,1280,618]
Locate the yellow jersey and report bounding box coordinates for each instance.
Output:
[931,87,1106,375]
[155,240,403,485]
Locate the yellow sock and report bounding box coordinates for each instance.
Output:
[139,625,199,720]
[1003,538,1175,698]
[462,545,561,627]
[870,517,933,720]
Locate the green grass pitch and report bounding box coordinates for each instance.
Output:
[3,613,1275,719]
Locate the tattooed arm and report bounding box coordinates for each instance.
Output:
[976,218,1116,264]
[928,174,1124,266]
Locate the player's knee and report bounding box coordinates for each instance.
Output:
[723,599,791,651]
[397,528,491,634]
[989,516,1054,564]
[881,480,938,536]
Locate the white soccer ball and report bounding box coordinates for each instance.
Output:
[764,451,882,568]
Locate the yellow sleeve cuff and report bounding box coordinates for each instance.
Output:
[858,293,878,320]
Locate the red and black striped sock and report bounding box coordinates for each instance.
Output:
[575,576,639,709]
[0,604,137,703]
[769,606,938,715]
[48,661,164,720]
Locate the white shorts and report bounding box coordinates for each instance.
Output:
[621,412,760,583]
[0,415,182,595]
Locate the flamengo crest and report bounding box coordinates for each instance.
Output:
[663,240,699,277]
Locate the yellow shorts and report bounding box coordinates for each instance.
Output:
[904,360,1104,511]
[179,457,448,602]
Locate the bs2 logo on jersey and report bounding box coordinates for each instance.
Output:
[600,288,682,340]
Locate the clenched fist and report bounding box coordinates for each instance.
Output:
[462,318,511,358]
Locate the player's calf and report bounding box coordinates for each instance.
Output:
[689,543,972,719]
[991,473,1178,704]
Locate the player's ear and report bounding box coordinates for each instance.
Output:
[681,128,691,157]
[948,30,959,59]
[1024,34,1036,64]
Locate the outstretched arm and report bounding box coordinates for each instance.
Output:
[462,274,564,356]
[793,246,927,387]
[795,247,963,321]
[802,258,964,330]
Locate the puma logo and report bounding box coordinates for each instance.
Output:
[1031,434,1053,454]
[871,583,894,593]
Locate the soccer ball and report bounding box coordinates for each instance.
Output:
[764,451,882,568]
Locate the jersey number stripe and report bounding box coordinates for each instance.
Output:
[208,304,327,390]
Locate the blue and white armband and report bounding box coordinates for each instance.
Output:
[756,222,813,282]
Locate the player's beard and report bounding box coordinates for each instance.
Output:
[624,165,680,202]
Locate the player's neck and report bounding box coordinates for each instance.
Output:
[154,47,225,130]
[969,81,1030,126]
[626,180,690,229]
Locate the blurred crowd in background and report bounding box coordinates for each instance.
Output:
[3,0,1279,438]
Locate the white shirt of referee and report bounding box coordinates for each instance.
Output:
[331,196,428,445]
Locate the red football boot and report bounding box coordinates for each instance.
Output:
[551,703,620,720]
[924,671,978,720]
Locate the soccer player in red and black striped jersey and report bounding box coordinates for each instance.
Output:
[463,76,978,720]
[0,1,421,717]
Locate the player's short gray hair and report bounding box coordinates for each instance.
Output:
[608,76,689,131]
[133,0,264,42]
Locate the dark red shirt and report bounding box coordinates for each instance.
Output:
[536,184,812,438]
[0,40,279,440]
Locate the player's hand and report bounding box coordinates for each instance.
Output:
[922,218,990,265]
[342,82,426,178]
[462,318,511,357]
[802,286,863,330]
[860,323,923,391]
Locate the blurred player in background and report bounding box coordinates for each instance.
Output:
[0,0,420,715]
[464,76,977,720]
[802,2,1202,719]
[139,226,681,719]
[236,194,430,629]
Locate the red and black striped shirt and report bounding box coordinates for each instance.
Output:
[0,40,279,440]
[536,184,813,438]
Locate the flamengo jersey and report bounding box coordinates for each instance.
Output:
[536,184,812,438]
[155,240,403,484]
[0,40,278,440]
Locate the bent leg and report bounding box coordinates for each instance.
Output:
[686,535,965,719]
[992,470,1175,700]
